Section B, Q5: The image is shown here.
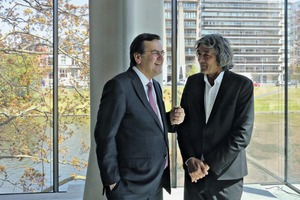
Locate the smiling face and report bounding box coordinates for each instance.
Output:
[134,39,164,80]
[196,44,222,80]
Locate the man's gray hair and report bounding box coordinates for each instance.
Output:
[195,34,234,70]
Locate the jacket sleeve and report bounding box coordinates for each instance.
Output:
[176,81,199,164]
[94,79,125,185]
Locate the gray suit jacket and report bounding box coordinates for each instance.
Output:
[94,67,172,195]
[177,70,254,188]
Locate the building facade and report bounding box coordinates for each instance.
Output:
[164,0,285,84]
[164,0,199,84]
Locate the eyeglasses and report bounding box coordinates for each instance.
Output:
[146,50,165,57]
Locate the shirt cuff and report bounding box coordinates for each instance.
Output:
[185,157,193,166]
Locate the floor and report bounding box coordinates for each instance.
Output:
[0,184,299,200]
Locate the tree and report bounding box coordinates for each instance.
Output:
[186,64,199,77]
[0,0,90,193]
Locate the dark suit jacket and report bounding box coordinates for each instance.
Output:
[177,70,254,188]
[94,67,172,195]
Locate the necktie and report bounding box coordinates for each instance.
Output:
[147,82,168,169]
[147,82,159,116]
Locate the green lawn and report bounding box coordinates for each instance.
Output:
[163,85,300,113]
[254,86,300,112]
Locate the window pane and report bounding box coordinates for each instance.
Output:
[288,0,300,191]
[163,0,287,187]
[0,0,53,193]
[0,0,90,194]
[57,0,90,191]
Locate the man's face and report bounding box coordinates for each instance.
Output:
[196,44,221,76]
[135,39,164,80]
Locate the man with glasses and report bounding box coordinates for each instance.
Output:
[177,34,254,200]
[94,33,185,200]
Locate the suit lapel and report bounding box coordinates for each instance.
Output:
[153,80,169,145]
[193,74,206,124]
[128,69,164,131]
[208,70,230,123]
[153,80,167,131]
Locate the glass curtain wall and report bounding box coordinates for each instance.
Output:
[0,0,90,194]
[163,0,299,191]
[0,0,54,193]
[1,0,299,196]
[56,0,90,192]
[288,0,300,191]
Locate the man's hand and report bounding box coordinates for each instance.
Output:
[186,157,209,183]
[170,106,185,125]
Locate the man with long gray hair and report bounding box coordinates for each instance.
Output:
[177,34,254,200]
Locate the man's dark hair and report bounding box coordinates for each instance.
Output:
[129,33,161,67]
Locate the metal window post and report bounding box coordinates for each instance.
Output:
[53,0,59,193]
[171,0,178,188]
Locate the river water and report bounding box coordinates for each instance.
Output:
[0,119,91,194]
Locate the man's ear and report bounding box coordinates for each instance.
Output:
[134,53,141,64]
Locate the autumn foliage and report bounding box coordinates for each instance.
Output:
[0,0,90,193]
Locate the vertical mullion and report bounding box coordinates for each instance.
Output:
[53,0,59,192]
[171,0,178,188]
[284,0,288,184]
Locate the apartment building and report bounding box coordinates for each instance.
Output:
[164,0,199,84]
[164,0,285,84]
[200,0,284,84]
[290,0,300,81]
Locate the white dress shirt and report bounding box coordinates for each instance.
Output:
[185,71,225,165]
[132,67,163,127]
[204,71,224,123]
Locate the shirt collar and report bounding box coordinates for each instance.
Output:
[132,66,151,86]
[204,71,224,86]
